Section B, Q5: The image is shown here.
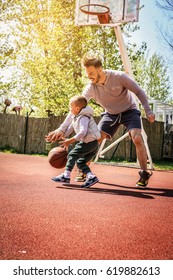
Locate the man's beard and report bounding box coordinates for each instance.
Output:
[92,71,101,84]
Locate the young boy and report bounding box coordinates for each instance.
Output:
[51,96,101,188]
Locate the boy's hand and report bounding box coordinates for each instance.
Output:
[59,137,75,149]
[45,130,64,142]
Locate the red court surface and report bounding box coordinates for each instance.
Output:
[0,152,173,260]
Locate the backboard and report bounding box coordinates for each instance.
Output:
[75,0,140,26]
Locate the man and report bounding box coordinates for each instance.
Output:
[46,53,155,188]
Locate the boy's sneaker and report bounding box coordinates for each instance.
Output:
[75,169,86,182]
[81,176,99,188]
[52,173,70,183]
[136,170,153,188]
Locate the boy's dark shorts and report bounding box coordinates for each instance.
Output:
[98,109,141,139]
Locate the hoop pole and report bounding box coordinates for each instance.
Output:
[94,139,106,162]
[114,25,139,109]
[99,132,129,156]
[114,25,134,77]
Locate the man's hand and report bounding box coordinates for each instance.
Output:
[147,113,155,123]
[45,130,64,143]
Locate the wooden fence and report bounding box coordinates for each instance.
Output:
[0,113,164,160]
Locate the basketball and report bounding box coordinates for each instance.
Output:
[48,146,68,169]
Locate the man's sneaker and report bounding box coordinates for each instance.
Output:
[136,170,153,188]
[75,169,86,182]
[81,176,99,188]
[52,173,70,183]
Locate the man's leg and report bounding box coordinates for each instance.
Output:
[130,129,147,170]
[100,125,148,171]
[130,129,152,187]
[98,131,108,144]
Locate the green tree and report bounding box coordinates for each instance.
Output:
[1,0,172,116]
[134,52,171,102]
[145,53,171,101]
[0,0,123,116]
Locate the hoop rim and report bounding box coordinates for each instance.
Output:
[80,4,110,15]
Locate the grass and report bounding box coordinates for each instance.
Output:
[97,158,173,171]
[151,160,173,171]
[0,148,47,157]
[0,148,17,154]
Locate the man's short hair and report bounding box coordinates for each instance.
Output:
[82,53,102,68]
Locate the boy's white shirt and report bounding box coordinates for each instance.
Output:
[63,106,101,143]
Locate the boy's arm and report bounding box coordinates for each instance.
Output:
[59,116,89,149]
[45,112,73,142]
[73,116,89,141]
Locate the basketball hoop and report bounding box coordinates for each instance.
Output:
[80,4,111,24]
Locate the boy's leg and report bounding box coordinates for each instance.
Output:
[52,173,70,183]
[52,143,83,183]
[75,128,113,182]
[76,141,99,188]
[77,155,99,189]
[75,131,110,182]
[76,140,99,173]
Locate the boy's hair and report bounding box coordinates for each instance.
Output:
[81,53,102,68]
[70,96,87,108]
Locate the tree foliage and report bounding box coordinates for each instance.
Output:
[0,0,172,116]
[129,45,172,102]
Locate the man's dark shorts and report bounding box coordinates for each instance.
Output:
[98,109,141,139]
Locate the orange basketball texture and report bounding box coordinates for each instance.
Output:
[48,146,68,169]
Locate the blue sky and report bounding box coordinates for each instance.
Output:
[129,0,173,97]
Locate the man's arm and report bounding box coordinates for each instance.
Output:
[82,84,93,101]
[122,73,155,122]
